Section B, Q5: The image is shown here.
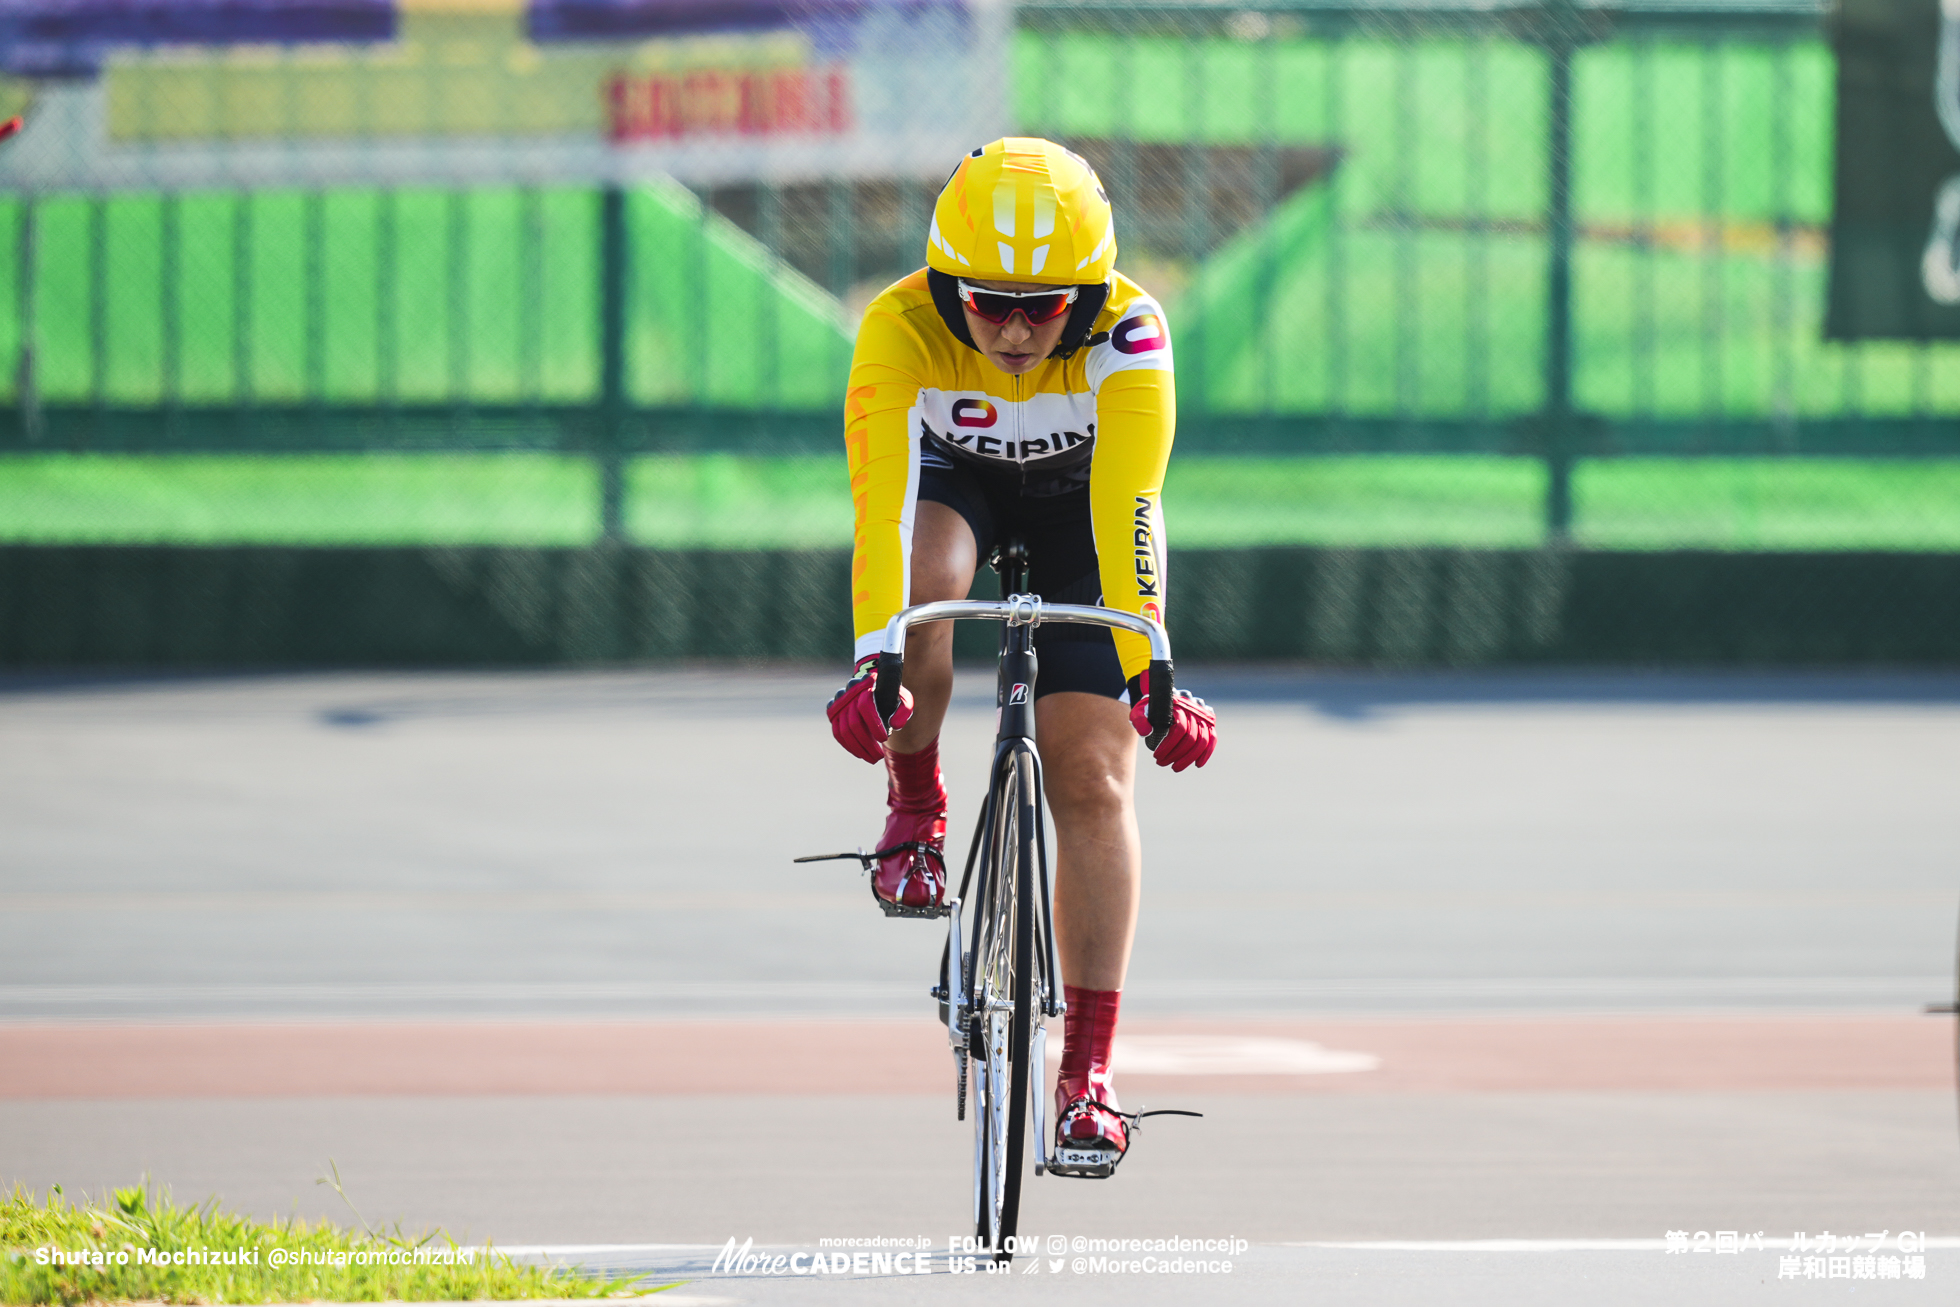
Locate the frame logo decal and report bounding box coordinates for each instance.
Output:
[1132,495,1159,598]
[951,398,998,427]
[1008,683,1030,704]
[1111,313,1167,355]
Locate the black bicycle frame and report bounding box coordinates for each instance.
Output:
[988,540,1063,1020]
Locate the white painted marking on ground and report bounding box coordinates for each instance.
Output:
[1285,1239,1960,1251]
[492,1244,726,1256]
[494,1239,1960,1258]
[1113,1034,1381,1075]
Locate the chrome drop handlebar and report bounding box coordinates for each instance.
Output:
[871,596,1175,748]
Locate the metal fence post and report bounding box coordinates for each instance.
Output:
[446,190,469,422]
[1541,0,1578,540]
[233,193,254,414]
[598,184,627,541]
[160,193,180,424]
[15,198,39,443]
[306,191,327,425]
[88,197,107,420]
[377,190,397,416]
[1181,36,1210,418]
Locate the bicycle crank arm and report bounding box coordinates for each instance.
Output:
[942,896,964,1050]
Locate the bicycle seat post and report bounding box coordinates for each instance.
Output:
[995,537,1029,599]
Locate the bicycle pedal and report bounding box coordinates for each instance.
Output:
[876,897,951,919]
[1046,1145,1121,1179]
[870,870,949,918]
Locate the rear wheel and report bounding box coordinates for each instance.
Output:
[969,747,1035,1262]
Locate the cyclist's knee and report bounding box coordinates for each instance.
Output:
[910,501,977,603]
[1036,694,1137,806]
[1042,753,1132,826]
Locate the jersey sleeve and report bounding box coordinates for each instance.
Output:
[845,299,929,663]
[1086,297,1177,684]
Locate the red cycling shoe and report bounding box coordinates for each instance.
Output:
[1049,986,1127,1177]
[873,741,948,917]
[1051,1077,1129,1178]
[1046,986,1202,1177]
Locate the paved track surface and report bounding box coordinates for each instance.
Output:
[3,668,1954,1020]
[0,1015,1946,1097]
[5,1092,1954,1303]
[3,668,1957,1304]
[5,1090,1955,1243]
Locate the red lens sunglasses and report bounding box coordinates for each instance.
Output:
[957,281,1079,326]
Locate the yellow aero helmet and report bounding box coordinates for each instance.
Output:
[927,137,1116,285]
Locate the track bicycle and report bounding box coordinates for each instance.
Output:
[800,542,1188,1263]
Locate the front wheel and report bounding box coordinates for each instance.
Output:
[969,746,1036,1261]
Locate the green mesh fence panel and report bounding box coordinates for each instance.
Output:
[5,544,1958,669]
[0,0,1955,584]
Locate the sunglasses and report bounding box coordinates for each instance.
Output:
[957,281,1079,326]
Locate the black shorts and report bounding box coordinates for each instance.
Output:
[916,448,1127,702]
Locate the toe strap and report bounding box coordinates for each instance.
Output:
[874,841,946,871]
[1057,1095,1129,1152]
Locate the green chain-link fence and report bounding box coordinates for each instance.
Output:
[1,0,1956,556]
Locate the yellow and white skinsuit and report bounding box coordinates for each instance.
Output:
[844,268,1176,696]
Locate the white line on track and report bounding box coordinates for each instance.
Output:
[495,1245,727,1255]
[1285,1239,1960,1251]
[489,1239,1960,1257]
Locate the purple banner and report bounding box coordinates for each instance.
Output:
[528,0,864,41]
[0,1,394,76]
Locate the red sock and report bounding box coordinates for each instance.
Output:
[885,738,947,814]
[1060,984,1122,1105]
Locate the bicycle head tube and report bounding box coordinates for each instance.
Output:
[997,618,1037,742]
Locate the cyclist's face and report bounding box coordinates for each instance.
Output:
[962,278,1070,375]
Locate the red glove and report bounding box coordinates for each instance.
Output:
[827,656,913,763]
[1127,671,1216,772]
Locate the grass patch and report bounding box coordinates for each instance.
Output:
[0,1179,665,1306]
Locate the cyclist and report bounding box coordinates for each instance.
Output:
[825,137,1217,1175]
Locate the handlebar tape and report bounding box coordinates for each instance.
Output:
[873,650,906,729]
[1145,658,1173,751]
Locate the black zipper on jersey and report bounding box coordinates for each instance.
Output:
[1013,370,1027,495]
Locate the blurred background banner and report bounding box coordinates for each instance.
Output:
[1,0,1958,667]
[0,0,1005,188]
[1828,0,1960,337]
